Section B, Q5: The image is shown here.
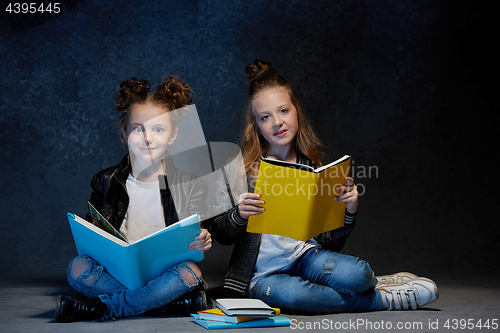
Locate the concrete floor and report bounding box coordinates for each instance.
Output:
[1,276,499,333]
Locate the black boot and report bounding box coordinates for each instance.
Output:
[56,295,107,323]
[143,290,209,316]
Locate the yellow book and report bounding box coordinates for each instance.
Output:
[197,307,281,324]
[247,155,351,241]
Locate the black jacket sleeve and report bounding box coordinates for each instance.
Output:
[314,213,356,251]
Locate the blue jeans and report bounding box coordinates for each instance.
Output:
[67,256,202,319]
[249,248,382,314]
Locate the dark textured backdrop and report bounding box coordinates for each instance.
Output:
[0,0,497,285]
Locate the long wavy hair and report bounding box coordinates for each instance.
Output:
[241,60,326,181]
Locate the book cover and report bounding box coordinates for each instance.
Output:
[191,314,290,330]
[216,298,276,317]
[247,155,351,241]
[67,212,204,290]
[198,307,281,323]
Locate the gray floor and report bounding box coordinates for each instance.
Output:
[1,276,499,333]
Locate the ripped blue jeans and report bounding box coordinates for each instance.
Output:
[249,248,382,314]
[67,255,202,319]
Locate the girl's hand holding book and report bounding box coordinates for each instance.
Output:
[189,228,212,252]
[237,193,265,220]
[334,176,358,214]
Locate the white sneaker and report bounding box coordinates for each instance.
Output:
[376,272,418,286]
[378,277,439,310]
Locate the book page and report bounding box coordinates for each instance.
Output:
[261,157,315,172]
[313,154,351,173]
[133,213,200,244]
[88,202,128,243]
[71,213,129,247]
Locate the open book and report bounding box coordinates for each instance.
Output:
[67,203,204,290]
[247,155,351,241]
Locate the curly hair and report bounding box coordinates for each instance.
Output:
[115,75,192,136]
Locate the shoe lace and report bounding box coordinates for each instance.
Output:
[72,298,106,321]
[386,276,406,283]
[159,298,191,315]
[147,291,207,316]
[388,289,418,310]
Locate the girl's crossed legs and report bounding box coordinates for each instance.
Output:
[249,248,382,314]
[67,255,202,319]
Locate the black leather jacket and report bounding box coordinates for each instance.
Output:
[86,154,209,230]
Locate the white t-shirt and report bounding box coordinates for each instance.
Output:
[250,234,320,288]
[119,174,165,244]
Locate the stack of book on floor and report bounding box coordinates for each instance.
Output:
[191,298,290,329]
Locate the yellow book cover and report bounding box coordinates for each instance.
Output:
[197,308,281,323]
[247,155,351,241]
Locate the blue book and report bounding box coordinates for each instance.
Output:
[67,211,204,290]
[190,313,290,329]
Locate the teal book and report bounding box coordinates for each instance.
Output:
[66,211,204,290]
[190,314,290,329]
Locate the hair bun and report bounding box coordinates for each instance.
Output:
[156,75,192,109]
[245,59,274,83]
[116,78,151,111]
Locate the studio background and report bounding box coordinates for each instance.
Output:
[0,0,497,287]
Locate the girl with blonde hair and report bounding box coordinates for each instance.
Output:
[209,60,438,314]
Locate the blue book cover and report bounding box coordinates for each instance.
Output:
[190,313,290,329]
[67,212,204,290]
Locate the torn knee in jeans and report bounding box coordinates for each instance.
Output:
[176,263,201,288]
[70,256,98,285]
[70,257,89,278]
[322,259,339,274]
